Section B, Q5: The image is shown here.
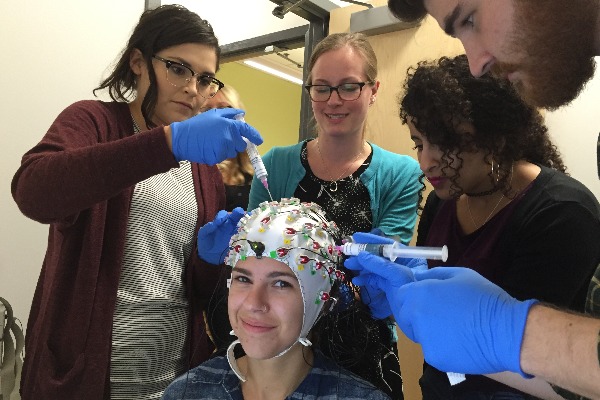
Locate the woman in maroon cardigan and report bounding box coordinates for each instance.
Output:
[11,5,261,400]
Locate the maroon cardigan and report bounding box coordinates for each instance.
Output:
[11,100,226,399]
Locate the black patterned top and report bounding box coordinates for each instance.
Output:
[293,140,373,238]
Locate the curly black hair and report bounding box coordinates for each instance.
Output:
[399,54,566,198]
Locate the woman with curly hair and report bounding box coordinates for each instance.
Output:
[400,54,600,400]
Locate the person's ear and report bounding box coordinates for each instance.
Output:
[369,80,380,105]
[371,80,380,94]
[129,48,145,76]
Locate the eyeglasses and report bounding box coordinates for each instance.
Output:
[152,55,224,99]
[304,82,371,102]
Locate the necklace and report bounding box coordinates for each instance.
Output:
[466,163,514,229]
[315,138,365,192]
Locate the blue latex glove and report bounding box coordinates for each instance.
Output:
[394,267,538,376]
[197,207,246,265]
[345,251,416,319]
[170,108,263,165]
[351,232,428,270]
[347,232,427,319]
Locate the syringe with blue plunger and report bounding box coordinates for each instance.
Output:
[338,241,448,262]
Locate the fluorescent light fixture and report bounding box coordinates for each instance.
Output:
[243,60,304,85]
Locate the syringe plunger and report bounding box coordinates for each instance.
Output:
[339,242,448,262]
[234,114,273,201]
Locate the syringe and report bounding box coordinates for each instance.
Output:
[235,114,273,201]
[338,242,448,262]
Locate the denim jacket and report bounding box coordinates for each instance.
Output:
[162,351,390,400]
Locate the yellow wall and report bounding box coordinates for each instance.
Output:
[216,61,302,154]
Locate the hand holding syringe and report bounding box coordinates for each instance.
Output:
[235,114,273,201]
[338,241,448,262]
[340,236,456,382]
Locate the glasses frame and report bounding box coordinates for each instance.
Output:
[152,55,224,99]
[304,82,372,102]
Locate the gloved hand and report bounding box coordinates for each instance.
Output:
[346,231,426,318]
[394,267,538,376]
[170,108,263,165]
[197,207,246,265]
[344,251,416,319]
[351,231,428,271]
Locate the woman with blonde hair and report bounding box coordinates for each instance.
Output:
[247,32,422,399]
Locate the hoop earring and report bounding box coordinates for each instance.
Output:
[491,158,500,184]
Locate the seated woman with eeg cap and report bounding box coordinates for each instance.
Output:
[162,198,390,400]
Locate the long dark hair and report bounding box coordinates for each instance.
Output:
[400,54,566,198]
[311,280,393,395]
[94,4,220,128]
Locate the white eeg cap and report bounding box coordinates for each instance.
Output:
[225,198,345,380]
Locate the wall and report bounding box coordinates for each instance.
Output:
[0,0,143,327]
[545,58,600,199]
[215,62,302,152]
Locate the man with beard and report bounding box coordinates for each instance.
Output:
[344,1,600,399]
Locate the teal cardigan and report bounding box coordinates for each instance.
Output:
[248,141,421,244]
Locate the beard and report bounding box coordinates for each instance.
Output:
[492,0,598,110]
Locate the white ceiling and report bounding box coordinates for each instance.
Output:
[163,0,376,82]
